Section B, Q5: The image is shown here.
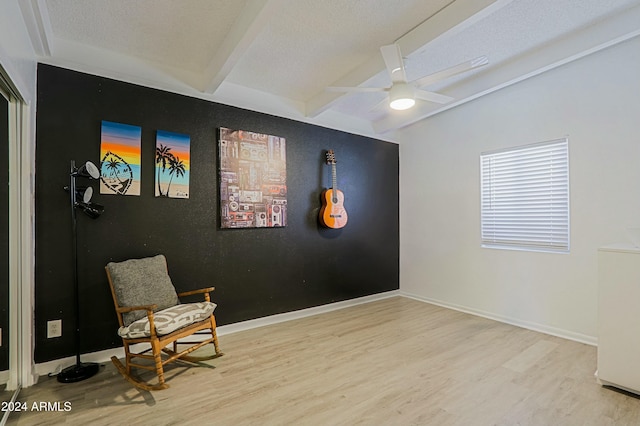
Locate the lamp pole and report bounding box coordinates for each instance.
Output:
[70,160,81,367]
[57,160,100,383]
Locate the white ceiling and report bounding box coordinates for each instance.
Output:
[17,0,640,140]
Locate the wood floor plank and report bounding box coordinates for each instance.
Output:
[503,340,560,373]
[6,297,640,425]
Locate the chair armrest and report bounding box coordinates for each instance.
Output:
[117,304,158,314]
[177,287,215,297]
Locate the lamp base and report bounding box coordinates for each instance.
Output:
[57,362,100,383]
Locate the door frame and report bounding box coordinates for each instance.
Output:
[0,66,34,391]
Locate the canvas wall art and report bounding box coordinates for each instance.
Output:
[155,130,190,198]
[100,120,141,196]
[219,128,287,228]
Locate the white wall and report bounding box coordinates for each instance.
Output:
[0,1,37,102]
[398,36,640,345]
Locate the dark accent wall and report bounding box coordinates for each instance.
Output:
[1,92,8,371]
[35,64,399,363]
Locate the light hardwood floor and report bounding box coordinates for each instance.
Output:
[5,297,640,425]
[1,385,12,404]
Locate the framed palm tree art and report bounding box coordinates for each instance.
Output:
[155,130,190,198]
[99,120,141,196]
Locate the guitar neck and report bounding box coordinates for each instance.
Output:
[331,163,338,193]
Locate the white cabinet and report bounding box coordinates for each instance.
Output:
[597,243,640,394]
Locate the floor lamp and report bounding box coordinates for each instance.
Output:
[58,160,104,383]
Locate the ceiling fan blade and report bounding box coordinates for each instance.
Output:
[415,90,454,104]
[326,86,388,93]
[368,96,391,114]
[412,55,489,88]
[380,44,407,83]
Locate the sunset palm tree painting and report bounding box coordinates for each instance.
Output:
[100,120,141,196]
[155,130,190,198]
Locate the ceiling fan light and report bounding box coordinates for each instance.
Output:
[390,97,415,110]
[388,83,415,110]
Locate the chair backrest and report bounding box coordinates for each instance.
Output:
[106,254,180,326]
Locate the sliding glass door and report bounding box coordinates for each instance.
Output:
[0,88,8,378]
[0,64,30,403]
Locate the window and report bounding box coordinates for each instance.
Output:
[480,138,569,253]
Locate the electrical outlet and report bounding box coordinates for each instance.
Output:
[47,320,62,338]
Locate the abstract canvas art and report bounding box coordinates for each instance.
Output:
[155,130,190,198]
[100,120,142,196]
[219,128,287,228]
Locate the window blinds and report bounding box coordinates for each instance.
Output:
[480,138,569,252]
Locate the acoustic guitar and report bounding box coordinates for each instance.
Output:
[319,149,348,229]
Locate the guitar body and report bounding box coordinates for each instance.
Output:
[319,149,348,229]
[319,188,348,229]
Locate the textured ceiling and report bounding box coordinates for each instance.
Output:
[224,0,454,101]
[45,0,249,73]
[18,0,640,139]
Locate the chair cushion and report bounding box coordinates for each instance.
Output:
[118,302,217,339]
[106,255,180,326]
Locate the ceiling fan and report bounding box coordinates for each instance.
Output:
[327,43,488,111]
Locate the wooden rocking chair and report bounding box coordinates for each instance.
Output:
[105,254,223,391]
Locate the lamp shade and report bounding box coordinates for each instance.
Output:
[77,202,104,219]
[64,185,93,204]
[389,83,416,110]
[77,186,93,204]
[77,161,100,179]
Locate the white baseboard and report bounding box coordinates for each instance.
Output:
[215,290,400,336]
[401,291,597,346]
[0,370,9,385]
[35,290,400,378]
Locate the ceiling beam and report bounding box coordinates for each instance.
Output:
[395,0,514,59]
[304,0,511,118]
[201,0,285,94]
[372,1,640,134]
[18,0,54,57]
